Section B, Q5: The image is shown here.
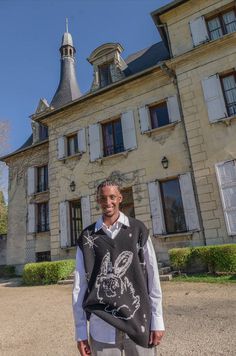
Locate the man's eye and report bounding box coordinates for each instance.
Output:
[110,195,116,200]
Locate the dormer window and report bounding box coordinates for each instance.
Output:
[99,63,112,88]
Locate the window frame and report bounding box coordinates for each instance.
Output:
[36,165,48,193]
[67,133,79,157]
[98,62,112,88]
[102,118,125,157]
[220,71,236,117]
[148,101,170,130]
[159,177,187,235]
[37,201,50,233]
[206,7,236,40]
[69,199,83,247]
[36,251,51,262]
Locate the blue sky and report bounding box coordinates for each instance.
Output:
[0,0,172,197]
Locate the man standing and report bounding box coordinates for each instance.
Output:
[72,180,165,356]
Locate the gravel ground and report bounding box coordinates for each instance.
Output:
[0,279,235,356]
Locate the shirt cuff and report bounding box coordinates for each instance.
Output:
[75,324,88,341]
[151,316,165,331]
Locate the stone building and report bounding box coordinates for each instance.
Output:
[1,0,236,273]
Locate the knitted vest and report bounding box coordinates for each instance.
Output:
[78,217,152,348]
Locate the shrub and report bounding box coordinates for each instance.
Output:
[169,244,236,273]
[0,265,16,278]
[22,259,75,285]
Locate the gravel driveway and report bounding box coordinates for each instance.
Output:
[0,279,235,356]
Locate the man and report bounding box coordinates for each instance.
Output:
[72,180,165,356]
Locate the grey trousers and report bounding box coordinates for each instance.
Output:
[90,330,157,356]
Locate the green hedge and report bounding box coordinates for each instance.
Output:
[169,244,236,273]
[22,259,75,285]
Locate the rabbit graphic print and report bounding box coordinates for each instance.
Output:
[95,250,141,320]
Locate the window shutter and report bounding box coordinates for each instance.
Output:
[138,106,151,133]
[81,196,92,229]
[59,201,70,248]
[77,128,86,153]
[27,203,36,233]
[121,110,137,151]
[167,95,181,123]
[215,161,236,235]
[148,181,165,235]
[189,16,209,46]
[58,136,66,159]
[201,74,227,122]
[179,173,200,231]
[27,167,36,195]
[89,124,102,161]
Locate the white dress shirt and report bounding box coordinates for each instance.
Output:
[72,212,165,344]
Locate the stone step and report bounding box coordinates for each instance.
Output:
[159,266,172,275]
[58,279,74,285]
[160,274,173,281]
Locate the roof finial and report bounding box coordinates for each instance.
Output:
[66,18,69,33]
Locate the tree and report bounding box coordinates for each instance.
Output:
[0,191,7,235]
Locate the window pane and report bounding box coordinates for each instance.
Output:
[149,103,169,129]
[70,200,82,246]
[99,64,112,88]
[223,10,236,34]
[68,135,78,156]
[160,179,187,234]
[222,75,236,116]
[114,120,124,154]
[103,123,114,156]
[208,17,223,40]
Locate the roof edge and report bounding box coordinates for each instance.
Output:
[151,0,190,17]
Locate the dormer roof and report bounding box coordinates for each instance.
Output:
[87,43,124,64]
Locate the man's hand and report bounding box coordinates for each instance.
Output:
[77,340,91,356]
[149,330,164,346]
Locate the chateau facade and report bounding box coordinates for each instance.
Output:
[1,0,236,272]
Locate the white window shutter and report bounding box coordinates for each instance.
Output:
[77,128,86,153]
[121,111,137,151]
[27,167,36,195]
[201,75,227,122]
[179,173,200,231]
[189,16,209,46]
[81,196,92,229]
[167,95,181,123]
[138,106,151,133]
[215,161,236,236]
[59,201,70,248]
[28,203,36,233]
[58,136,66,159]
[148,181,165,235]
[89,124,102,161]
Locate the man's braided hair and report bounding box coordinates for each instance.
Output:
[96,179,122,199]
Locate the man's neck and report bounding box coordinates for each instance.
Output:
[102,212,120,228]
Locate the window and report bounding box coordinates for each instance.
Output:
[207,9,236,40]
[37,165,48,192]
[67,134,78,156]
[160,179,187,234]
[36,251,51,262]
[148,173,200,235]
[149,102,170,129]
[120,188,135,218]
[221,73,236,117]
[102,118,124,157]
[99,63,112,88]
[70,200,83,246]
[37,202,49,232]
[39,124,48,140]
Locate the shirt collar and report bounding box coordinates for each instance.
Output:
[94,211,130,232]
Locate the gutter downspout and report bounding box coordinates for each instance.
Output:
[160,62,207,246]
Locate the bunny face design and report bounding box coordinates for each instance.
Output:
[95,251,140,320]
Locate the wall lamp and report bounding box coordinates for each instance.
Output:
[161,156,169,169]
[70,181,76,192]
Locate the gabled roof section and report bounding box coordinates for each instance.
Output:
[35,98,50,115]
[88,43,124,64]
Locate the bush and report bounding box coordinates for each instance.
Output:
[169,244,236,274]
[22,259,75,285]
[0,265,16,278]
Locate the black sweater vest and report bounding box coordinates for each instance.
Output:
[78,217,152,348]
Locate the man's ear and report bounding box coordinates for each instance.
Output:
[119,193,123,203]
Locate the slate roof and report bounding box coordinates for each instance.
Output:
[1,40,169,160]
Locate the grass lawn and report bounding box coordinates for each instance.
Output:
[172,273,236,284]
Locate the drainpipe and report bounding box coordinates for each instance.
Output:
[160,62,207,246]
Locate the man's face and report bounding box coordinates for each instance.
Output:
[97,185,123,218]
